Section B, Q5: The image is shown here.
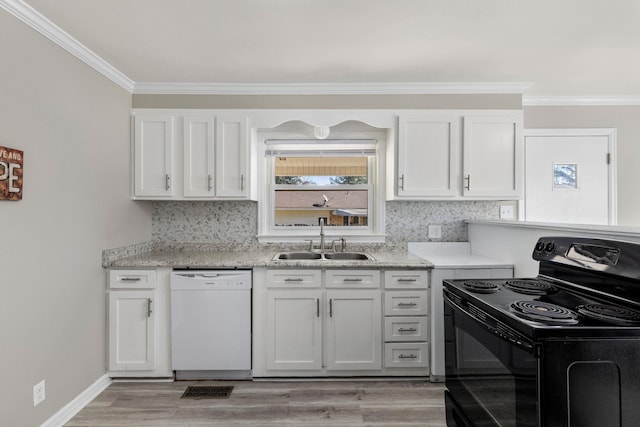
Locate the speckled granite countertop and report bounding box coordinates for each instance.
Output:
[105,249,432,270]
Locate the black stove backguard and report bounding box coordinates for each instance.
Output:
[444,236,640,427]
[535,236,640,304]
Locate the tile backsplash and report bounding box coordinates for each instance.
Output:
[151,200,500,249]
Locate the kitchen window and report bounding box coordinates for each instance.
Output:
[258,138,385,242]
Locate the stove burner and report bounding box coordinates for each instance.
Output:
[503,279,557,295]
[462,280,499,294]
[509,301,579,325]
[577,304,640,325]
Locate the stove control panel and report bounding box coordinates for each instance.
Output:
[533,236,640,280]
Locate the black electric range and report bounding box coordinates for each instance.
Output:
[443,236,640,427]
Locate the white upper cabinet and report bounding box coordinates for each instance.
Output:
[215,114,249,198]
[462,114,523,198]
[183,115,215,197]
[394,110,523,200]
[133,111,251,200]
[397,114,459,197]
[133,114,175,197]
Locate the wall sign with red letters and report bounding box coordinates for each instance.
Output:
[0,146,23,201]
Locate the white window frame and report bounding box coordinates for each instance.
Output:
[257,130,387,243]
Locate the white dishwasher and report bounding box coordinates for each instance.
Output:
[170,270,252,379]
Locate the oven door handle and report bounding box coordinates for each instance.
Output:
[444,291,534,353]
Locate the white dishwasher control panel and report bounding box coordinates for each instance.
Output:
[171,271,252,290]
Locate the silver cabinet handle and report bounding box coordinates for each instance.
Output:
[343,278,363,282]
[207,174,213,192]
[284,277,304,282]
[398,328,417,333]
[316,298,320,318]
[464,174,471,191]
[399,174,405,191]
[398,302,418,307]
[399,354,418,359]
[329,299,333,317]
[120,277,141,282]
[397,278,417,282]
[165,174,171,191]
[240,174,245,191]
[147,298,152,317]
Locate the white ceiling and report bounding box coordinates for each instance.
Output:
[9,0,640,99]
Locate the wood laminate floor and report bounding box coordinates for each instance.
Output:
[65,379,447,426]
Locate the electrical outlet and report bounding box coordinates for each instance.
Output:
[33,380,45,407]
[428,224,442,239]
[500,205,514,219]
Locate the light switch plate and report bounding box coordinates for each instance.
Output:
[428,224,442,239]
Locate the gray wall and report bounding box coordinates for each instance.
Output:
[0,11,151,427]
[132,93,523,110]
[524,105,640,226]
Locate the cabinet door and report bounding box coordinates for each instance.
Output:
[215,114,249,198]
[397,115,460,197]
[462,114,523,198]
[266,290,322,371]
[326,290,381,370]
[183,115,215,197]
[133,114,174,197]
[108,290,155,371]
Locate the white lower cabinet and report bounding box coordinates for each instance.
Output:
[266,289,322,371]
[107,268,172,377]
[108,289,156,371]
[326,290,381,371]
[254,267,428,378]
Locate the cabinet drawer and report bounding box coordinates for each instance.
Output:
[109,269,157,289]
[384,316,428,342]
[384,270,428,289]
[325,270,380,288]
[384,291,428,315]
[385,342,429,368]
[266,269,322,288]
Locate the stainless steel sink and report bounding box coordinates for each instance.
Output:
[273,251,373,261]
[323,252,372,260]
[275,252,322,260]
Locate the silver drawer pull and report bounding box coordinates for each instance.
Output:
[397,278,417,282]
[120,277,141,282]
[147,298,153,317]
[343,278,363,282]
[398,328,417,333]
[398,302,418,307]
[284,278,304,282]
[399,354,418,359]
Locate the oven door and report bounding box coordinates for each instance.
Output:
[444,290,539,427]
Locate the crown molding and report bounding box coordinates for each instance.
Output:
[132,81,531,95]
[523,96,640,106]
[1,0,135,92]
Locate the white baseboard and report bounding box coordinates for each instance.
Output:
[41,374,112,427]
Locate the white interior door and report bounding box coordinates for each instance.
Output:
[524,129,616,225]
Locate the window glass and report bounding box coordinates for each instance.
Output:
[273,156,370,228]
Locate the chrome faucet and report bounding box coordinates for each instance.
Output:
[319,218,326,253]
[331,237,347,252]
